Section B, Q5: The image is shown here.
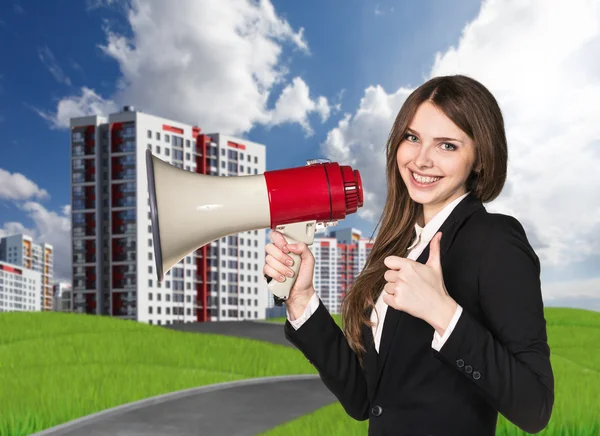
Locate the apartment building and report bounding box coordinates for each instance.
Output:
[0,234,53,310]
[310,227,374,314]
[69,106,268,325]
[0,260,42,312]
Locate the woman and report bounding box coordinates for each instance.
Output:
[263,75,554,436]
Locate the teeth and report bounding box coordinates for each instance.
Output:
[412,172,441,184]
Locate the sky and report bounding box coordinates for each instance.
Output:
[0,0,599,311]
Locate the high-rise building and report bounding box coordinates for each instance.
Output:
[0,234,53,310]
[310,227,374,314]
[69,106,268,325]
[0,260,42,312]
[52,282,72,312]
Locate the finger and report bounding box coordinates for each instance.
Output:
[384,269,399,283]
[263,264,288,283]
[383,282,395,295]
[269,230,284,247]
[265,243,294,267]
[384,256,411,270]
[426,232,442,270]
[265,254,295,279]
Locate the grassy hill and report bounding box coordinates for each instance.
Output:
[1,307,599,435]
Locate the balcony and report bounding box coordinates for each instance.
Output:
[112,140,136,154]
[111,156,136,181]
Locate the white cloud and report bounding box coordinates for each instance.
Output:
[16,202,71,283]
[0,221,35,239]
[39,0,330,136]
[267,77,332,136]
[0,168,49,201]
[321,0,600,286]
[38,45,71,86]
[32,87,118,129]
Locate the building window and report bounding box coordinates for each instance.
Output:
[186,139,190,148]
[157,145,161,153]
[147,130,152,138]
[165,148,170,156]
[148,279,152,287]
[254,157,258,164]
[165,134,170,143]
[147,144,152,150]
[156,132,160,140]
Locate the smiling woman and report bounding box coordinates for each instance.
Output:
[280,74,553,436]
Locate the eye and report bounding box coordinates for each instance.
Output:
[441,143,457,151]
[404,133,418,142]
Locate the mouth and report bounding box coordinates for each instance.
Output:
[409,170,444,188]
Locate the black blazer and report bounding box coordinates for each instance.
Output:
[284,192,554,436]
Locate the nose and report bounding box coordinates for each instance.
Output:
[413,142,434,169]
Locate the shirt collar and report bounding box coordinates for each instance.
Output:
[409,191,471,249]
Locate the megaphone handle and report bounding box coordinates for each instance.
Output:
[267,219,317,306]
[267,234,304,306]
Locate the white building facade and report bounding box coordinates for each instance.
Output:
[0,234,53,310]
[69,106,268,325]
[0,261,42,312]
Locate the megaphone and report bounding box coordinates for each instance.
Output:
[146,149,364,306]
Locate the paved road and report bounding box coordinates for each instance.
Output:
[164,320,293,348]
[33,320,339,436]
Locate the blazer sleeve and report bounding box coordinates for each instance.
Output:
[284,297,370,421]
[432,214,554,434]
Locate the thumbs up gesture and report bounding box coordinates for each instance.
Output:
[382,232,458,335]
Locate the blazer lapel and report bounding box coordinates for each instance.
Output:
[372,193,484,393]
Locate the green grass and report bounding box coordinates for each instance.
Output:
[1,307,599,435]
[0,311,317,435]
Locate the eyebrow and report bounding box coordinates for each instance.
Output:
[406,127,463,144]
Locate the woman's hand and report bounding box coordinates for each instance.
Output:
[382,232,458,335]
[264,230,316,307]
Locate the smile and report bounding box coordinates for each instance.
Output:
[410,171,443,187]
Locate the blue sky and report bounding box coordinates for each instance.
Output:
[1,0,599,311]
[0,0,479,213]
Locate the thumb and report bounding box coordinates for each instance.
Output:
[426,232,442,270]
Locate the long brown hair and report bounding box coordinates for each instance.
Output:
[341,75,508,367]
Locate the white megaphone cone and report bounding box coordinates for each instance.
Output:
[146,149,363,306]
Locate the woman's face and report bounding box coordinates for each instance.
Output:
[396,101,477,221]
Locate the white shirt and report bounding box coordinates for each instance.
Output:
[287,192,468,353]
